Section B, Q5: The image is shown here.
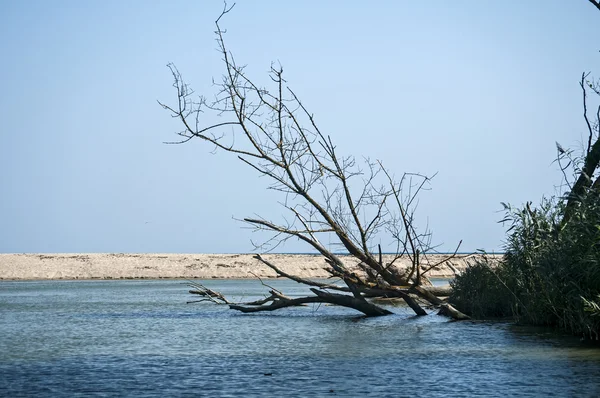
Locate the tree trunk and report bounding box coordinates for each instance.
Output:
[229,288,392,317]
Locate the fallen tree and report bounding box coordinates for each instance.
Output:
[161,3,468,320]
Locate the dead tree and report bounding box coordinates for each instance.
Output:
[160,4,469,320]
[559,1,600,224]
[559,72,600,226]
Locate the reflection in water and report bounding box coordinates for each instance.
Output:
[0,279,599,397]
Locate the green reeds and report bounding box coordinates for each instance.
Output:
[450,194,600,340]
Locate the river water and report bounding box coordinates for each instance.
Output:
[1,279,599,397]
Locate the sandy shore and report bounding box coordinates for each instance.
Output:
[0,253,498,281]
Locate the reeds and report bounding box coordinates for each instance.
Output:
[450,194,600,340]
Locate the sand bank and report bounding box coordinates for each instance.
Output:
[0,253,498,281]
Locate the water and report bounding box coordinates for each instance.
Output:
[1,279,599,397]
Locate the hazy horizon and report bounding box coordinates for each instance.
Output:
[1,1,599,254]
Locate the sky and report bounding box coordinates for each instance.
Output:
[1,0,599,254]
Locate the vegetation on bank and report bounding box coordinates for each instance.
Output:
[450,73,600,340]
[450,195,600,339]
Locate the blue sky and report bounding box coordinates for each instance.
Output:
[1,1,599,253]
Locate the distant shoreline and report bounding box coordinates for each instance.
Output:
[0,253,501,281]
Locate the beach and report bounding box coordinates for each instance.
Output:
[0,253,495,280]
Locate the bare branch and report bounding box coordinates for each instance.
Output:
[164,6,465,319]
[582,72,594,156]
[187,281,231,304]
[253,254,348,291]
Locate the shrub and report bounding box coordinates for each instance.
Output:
[450,194,600,340]
[449,258,513,319]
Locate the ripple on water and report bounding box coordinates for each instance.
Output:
[1,279,599,397]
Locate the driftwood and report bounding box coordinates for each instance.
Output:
[230,288,392,317]
[188,254,465,318]
[165,3,469,320]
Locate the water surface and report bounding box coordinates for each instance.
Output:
[1,279,599,397]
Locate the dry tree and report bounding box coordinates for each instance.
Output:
[160,3,469,319]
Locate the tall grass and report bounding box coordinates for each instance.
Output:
[450,193,600,340]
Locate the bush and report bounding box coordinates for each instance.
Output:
[450,194,600,340]
[449,258,513,319]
